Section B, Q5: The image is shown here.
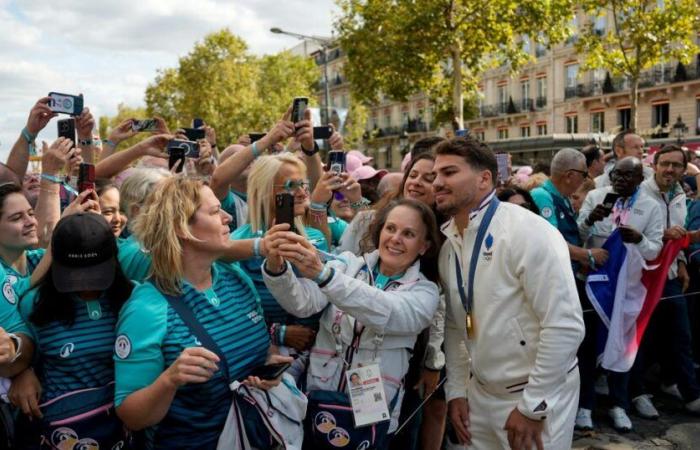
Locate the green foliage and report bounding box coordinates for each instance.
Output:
[342,99,369,148]
[143,29,318,146]
[99,103,148,149]
[335,0,575,124]
[577,0,700,128]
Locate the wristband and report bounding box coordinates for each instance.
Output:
[587,250,596,270]
[302,141,320,157]
[313,265,330,284]
[21,127,36,144]
[251,141,260,158]
[310,201,328,211]
[8,333,22,363]
[104,139,117,148]
[253,238,262,258]
[350,198,371,210]
[318,268,335,288]
[41,173,63,184]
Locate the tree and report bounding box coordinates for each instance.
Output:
[144,29,318,146]
[577,0,700,130]
[99,103,148,150]
[335,0,575,129]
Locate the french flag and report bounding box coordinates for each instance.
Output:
[585,229,689,372]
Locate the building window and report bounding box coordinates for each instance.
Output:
[565,65,579,89]
[384,114,391,128]
[537,123,548,135]
[521,126,531,137]
[386,146,393,168]
[522,35,531,54]
[594,15,606,36]
[536,78,547,107]
[591,112,605,132]
[619,108,631,129]
[520,81,530,110]
[498,128,509,140]
[498,85,508,113]
[566,115,578,133]
[476,131,485,141]
[652,103,670,128]
[402,111,410,127]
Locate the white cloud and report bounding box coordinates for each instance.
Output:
[0,0,337,160]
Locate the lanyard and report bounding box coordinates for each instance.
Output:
[453,197,500,314]
[612,188,639,227]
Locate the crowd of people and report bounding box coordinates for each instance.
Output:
[0,95,698,450]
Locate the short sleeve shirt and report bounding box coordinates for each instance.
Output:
[118,235,152,282]
[1,248,45,298]
[0,279,29,336]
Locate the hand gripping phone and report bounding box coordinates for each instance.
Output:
[78,163,96,194]
[292,97,309,126]
[249,362,291,380]
[132,119,157,132]
[602,192,621,210]
[328,151,346,174]
[275,193,296,233]
[57,118,76,148]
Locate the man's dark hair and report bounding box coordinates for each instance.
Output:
[612,129,637,155]
[410,136,445,159]
[653,143,688,167]
[581,144,603,168]
[434,137,498,186]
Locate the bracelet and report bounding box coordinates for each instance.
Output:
[104,139,117,148]
[41,173,63,184]
[21,127,36,144]
[350,198,371,210]
[253,237,262,258]
[251,141,260,158]
[310,201,328,211]
[587,250,596,270]
[314,265,333,284]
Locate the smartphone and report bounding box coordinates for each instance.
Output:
[495,153,509,183]
[167,139,200,159]
[168,146,186,173]
[48,92,84,116]
[132,119,157,132]
[602,192,621,209]
[328,151,346,174]
[78,163,95,194]
[192,118,204,129]
[313,125,333,140]
[249,362,291,381]
[57,118,76,147]
[292,97,309,125]
[249,132,266,143]
[275,193,296,233]
[183,127,205,141]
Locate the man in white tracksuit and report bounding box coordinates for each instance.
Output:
[432,137,585,450]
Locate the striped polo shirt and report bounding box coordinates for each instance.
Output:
[114,262,269,449]
[117,235,152,283]
[231,224,328,328]
[19,289,118,401]
[1,248,45,297]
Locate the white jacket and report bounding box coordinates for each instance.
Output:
[640,178,687,279]
[262,250,440,431]
[440,201,584,421]
[577,186,664,261]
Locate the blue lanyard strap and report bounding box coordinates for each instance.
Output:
[453,197,500,314]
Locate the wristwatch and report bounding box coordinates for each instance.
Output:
[8,333,21,363]
[302,141,319,157]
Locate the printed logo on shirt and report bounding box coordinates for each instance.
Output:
[541,207,553,219]
[5,274,17,285]
[633,208,644,216]
[60,343,75,358]
[482,233,494,261]
[2,281,15,305]
[247,310,263,324]
[115,335,131,359]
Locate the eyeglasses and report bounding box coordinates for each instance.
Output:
[275,179,310,192]
[656,161,685,170]
[610,170,637,181]
[567,168,588,177]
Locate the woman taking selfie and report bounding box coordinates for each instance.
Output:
[114,177,287,449]
[263,198,441,448]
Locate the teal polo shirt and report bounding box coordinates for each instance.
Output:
[1,248,45,298]
[117,235,152,282]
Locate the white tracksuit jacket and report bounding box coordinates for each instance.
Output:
[262,250,440,431]
[440,201,584,421]
[577,186,664,261]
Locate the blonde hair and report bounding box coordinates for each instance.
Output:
[120,167,170,231]
[247,153,308,236]
[521,172,549,191]
[133,176,203,295]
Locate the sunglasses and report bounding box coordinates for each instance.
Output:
[275,179,310,192]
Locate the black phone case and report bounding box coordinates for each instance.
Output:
[275,193,296,232]
[169,148,186,173]
[249,363,291,380]
[57,119,76,147]
[313,126,333,140]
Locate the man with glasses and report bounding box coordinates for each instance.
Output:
[576,157,664,432]
[629,144,700,418]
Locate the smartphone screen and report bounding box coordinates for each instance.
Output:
[183,127,205,141]
[292,97,309,124]
[496,153,509,183]
[313,126,333,140]
[167,143,186,173]
[132,119,157,132]
[57,118,76,148]
[48,92,83,116]
[249,362,291,380]
[275,193,296,233]
[78,163,95,194]
[328,151,346,174]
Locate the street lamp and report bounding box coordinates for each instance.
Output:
[270,27,332,125]
[673,115,688,144]
[399,130,409,155]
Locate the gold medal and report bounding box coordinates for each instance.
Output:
[466,312,474,339]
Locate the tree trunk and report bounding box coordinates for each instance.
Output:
[630,77,638,131]
[451,45,463,130]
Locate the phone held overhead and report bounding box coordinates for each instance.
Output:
[48,92,84,116]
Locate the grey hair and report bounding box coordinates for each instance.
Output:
[551,148,586,176]
[119,167,171,231]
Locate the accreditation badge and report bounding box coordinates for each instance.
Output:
[345,363,390,427]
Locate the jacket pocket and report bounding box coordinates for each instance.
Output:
[507,317,531,360]
[308,348,341,385]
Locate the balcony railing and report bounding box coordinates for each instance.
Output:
[535,96,547,109]
[520,98,535,112]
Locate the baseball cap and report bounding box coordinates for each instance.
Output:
[352,165,388,181]
[51,213,118,293]
[345,154,364,174]
[348,150,373,164]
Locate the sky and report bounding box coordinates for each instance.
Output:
[0,0,338,160]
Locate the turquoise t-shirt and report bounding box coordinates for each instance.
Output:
[118,235,152,282]
[531,180,560,227]
[231,224,328,328]
[221,189,247,233]
[327,216,348,248]
[0,279,29,335]
[19,289,118,401]
[1,248,45,298]
[114,263,269,449]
